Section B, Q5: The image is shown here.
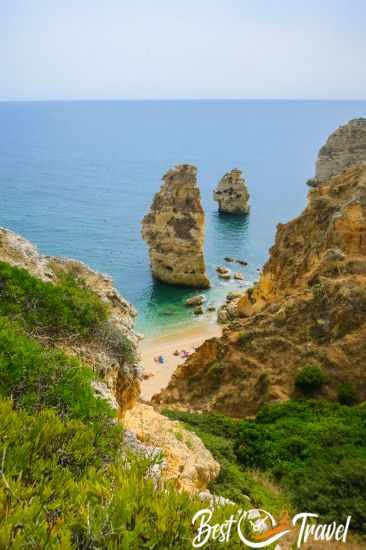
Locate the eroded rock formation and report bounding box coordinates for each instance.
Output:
[0,227,219,493]
[153,126,366,418]
[315,118,366,182]
[142,165,210,288]
[124,402,220,493]
[213,169,250,214]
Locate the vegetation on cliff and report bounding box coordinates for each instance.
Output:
[0,261,108,339]
[154,164,366,417]
[0,260,239,549]
[165,399,366,533]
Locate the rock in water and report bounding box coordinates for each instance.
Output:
[185,294,206,306]
[153,122,366,418]
[315,118,366,182]
[141,165,210,288]
[213,169,250,214]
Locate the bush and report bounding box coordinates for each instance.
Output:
[96,321,137,364]
[338,383,358,406]
[164,400,366,533]
[0,400,242,549]
[295,364,328,394]
[0,316,114,424]
[0,261,108,339]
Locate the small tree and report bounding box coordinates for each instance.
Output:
[295,364,327,394]
[338,383,358,406]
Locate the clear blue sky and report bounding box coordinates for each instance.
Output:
[1,0,365,100]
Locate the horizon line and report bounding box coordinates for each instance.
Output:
[1,97,366,103]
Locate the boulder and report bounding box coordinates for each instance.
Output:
[186,295,206,307]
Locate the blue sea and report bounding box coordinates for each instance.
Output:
[1,100,365,334]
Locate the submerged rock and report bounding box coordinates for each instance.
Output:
[141,165,210,289]
[194,305,204,315]
[213,169,250,214]
[216,265,230,274]
[216,266,232,280]
[186,294,206,307]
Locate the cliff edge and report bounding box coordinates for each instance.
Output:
[153,122,366,417]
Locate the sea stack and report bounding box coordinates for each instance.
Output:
[141,164,210,288]
[315,118,366,182]
[213,169,250,214]
[153,121,366,417]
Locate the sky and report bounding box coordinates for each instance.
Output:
[1,0,365,101]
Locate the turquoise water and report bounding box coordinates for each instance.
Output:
[1,100,366,334]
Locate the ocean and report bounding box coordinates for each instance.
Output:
[1,100,365,334]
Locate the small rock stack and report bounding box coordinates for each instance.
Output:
[213,169,250,214]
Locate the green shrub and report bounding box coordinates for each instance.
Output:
[295,363,328,394]
[0,261,108,339]
[338,383,358,406]
[0,316,113,424]
[0,400,241,549]
[164,400,366,532]
[96,321,137,364]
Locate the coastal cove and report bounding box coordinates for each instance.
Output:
[1,100,366,335]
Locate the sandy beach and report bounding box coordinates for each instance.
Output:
[139,321,222,401]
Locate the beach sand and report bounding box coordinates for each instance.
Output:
[140,321,222,401]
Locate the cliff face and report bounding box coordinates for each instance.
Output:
[153,137,366,417]
[0,227,220,493]
[315,118,366,182]
[141,165,210,288]
[123,403,220,493]
[0,227,141,415]
[213,169,250,214]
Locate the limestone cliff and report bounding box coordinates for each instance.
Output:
[0,227,219,493]
[213,169,250,214]
[124,402,220,493]
[153,146,366,417]
[315,118,366,182]
[141,165,210,288]
[0,227,142,415]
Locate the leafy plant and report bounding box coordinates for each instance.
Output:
[164,400,366,532]
[0,400,241,549]
[0,316,114,424]
[338,383,358,406]
[0,261,108,339]
[295,363,328,394]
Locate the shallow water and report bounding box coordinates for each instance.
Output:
[1,100,365,334]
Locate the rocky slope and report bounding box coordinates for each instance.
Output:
[153,127,366,417]
[314,117,366,182]
[0,227,219,493]
[141,164,210,288]
[213,169,250,214]
[124,402,219,493]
